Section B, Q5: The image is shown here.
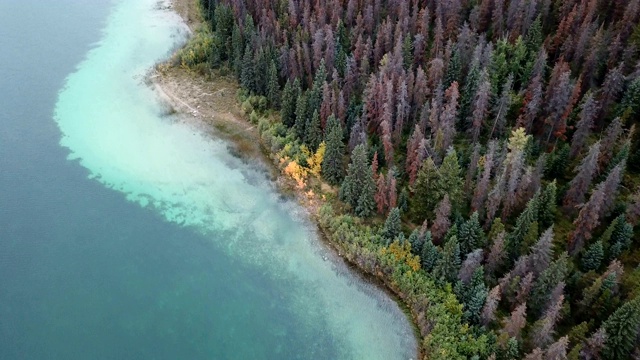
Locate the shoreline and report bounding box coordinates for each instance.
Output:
[156,0,423,358]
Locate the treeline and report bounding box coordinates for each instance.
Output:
[187,0,640,358]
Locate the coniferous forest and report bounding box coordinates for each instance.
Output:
[179,0,640,358]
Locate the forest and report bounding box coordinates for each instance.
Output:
[179,0,640,358]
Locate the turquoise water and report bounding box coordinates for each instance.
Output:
[1,0,416,359]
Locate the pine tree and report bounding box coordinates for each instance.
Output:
[530,226,555,276]
[545,336,568,360]
[503,302,527,339]
[431,195,452,244]
[627,187,640,226]
[439,82,460,152]
[523,348,544,360]
[569,181,606,255]
[486,231,507,278]
[598,118,623,171]
[569,92,598,159]
[582,240,604,271]
[489,74,514,139]
[531,294,564,348]
[563,141,600,214]
[434,235,461,283]
[382,207,402,242]
[602,297,640,360]
[375,173,388,215]
[459,249,484,284]
[530,253,569,316]
[580,328,607,360]
[599,163,624,219]
[322,115,344,185]
[469,69,491,143]
[482,284,502,326]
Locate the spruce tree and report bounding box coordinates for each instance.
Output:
[434,235,461,283]
[602,297,640,360]
[582,241,604,272]
[356,165,376,218]
[265,59,280,108]
[437,148,463,208]
[280,78,301,127]
[240,44,256,93]
[604,215,634,260]
[340,144,369,206]
[420,232,440,272]
[294,92,309,139]
[382,207,402,242]
[538,180,557,229]
[564,141,600,214]
[462,267,488,325]
[459,211,485,255]
[408,229,424,255]
[305,110,323,151]
[322,115,344,185]
[507,191,540,261]
[530,253,569,316]
[431,195,452,243]
[411,157,439,221]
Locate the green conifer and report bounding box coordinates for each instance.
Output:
[382,207,402,241]
[602,297,640,360]
[322,115,345,185]
[582,241,604,272]
[265,59,280,108]
[281,78,300,127]
[420,232,440,272]
[459,211,486,255]
[240,44,256,93]
[434,235,461,283]
[305,110,323,150]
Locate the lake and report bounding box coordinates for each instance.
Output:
[0,0,416,358]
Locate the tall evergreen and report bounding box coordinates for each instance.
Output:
[305,110,323,150]
[602,297,640,360]
[322,115,344,185]
[280,79,300,127]
[458,211,485,256]
[382,207,402,242]
[265,59,280,108]
[582,240,604,272]
[434,235,461,283]
[420,232,440,272]
[240,44,256,93]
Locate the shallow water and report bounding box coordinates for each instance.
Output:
[1,0,416,359]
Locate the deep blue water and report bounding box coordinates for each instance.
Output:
[0,1,415,359]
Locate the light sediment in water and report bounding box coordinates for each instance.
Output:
[54,0,417,358]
